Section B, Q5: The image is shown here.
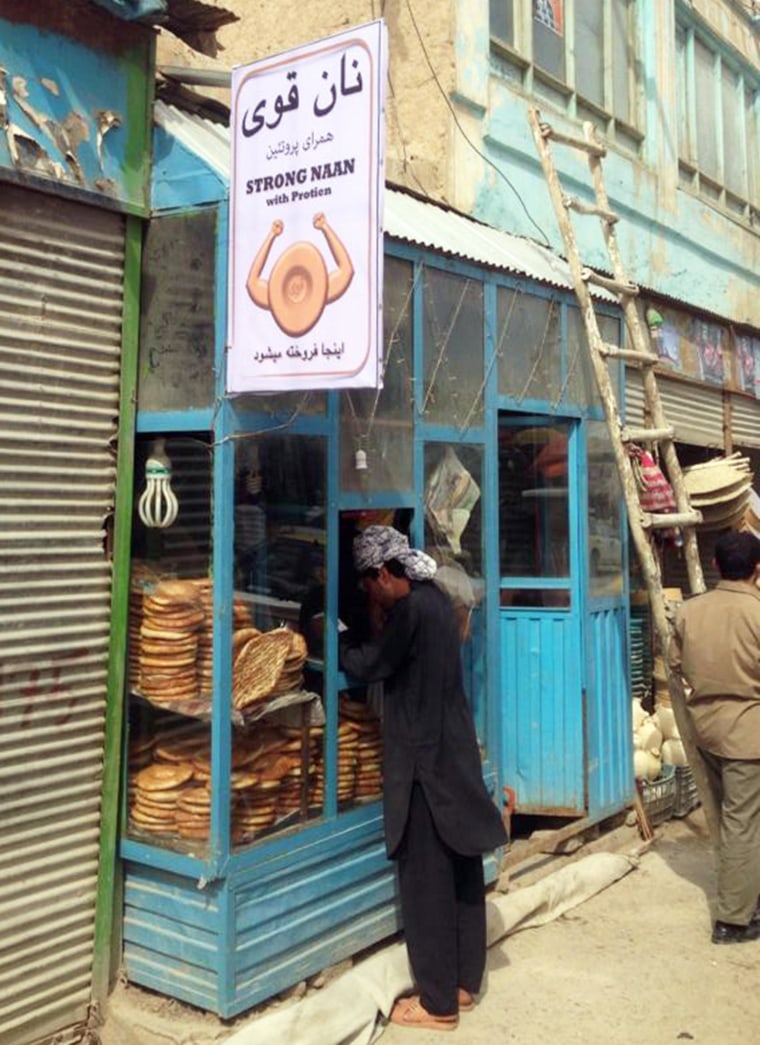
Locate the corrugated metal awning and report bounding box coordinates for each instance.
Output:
[382,187,606,296]
[153,101,616,300]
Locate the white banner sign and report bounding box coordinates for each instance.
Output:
[228,21,387,393]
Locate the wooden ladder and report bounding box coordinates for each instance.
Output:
[527,107,719,842]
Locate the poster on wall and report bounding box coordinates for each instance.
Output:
[693,320,725,385]
[654,323,681,369]
[228,21,387,393]
[736,335,760,398]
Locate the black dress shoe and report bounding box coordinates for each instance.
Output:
[712,920,760,944]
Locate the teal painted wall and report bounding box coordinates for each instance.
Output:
[452,0,759,328]
[0,8,153,212]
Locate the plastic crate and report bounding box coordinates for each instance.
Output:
[640,764,676,826]
[672,764,700,818]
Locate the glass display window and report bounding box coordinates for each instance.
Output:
[127,433,215,854]
[498,418,572,601]
[566,305,602,410]
[422,267,484,427]
[126,431,336,855]
[424,443,487,732]
[497,287,562,403]
[587,419,624,597]
[340,255,414,492]
[230,432,329,847]
[232,390,326,418]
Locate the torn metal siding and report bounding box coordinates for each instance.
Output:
[0,10,151,210]
[0,184,125,1045]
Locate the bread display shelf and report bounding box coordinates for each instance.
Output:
[130,686,323,728]
[127,575,383,856]
[127,693,382,849]
[129,575,313,725]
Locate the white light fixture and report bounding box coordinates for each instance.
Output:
[138,438,179,529]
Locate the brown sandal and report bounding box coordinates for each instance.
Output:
[390,996,459,1032]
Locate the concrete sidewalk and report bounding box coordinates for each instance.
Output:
[378,810,759,1045]
[102,810,760,1045]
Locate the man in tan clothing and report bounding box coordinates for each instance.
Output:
[669,531,760,944]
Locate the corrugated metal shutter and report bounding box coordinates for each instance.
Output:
[730,394,760,449]
[623,367,645,427]
[625,370,724,448]
[0,184,124,1045]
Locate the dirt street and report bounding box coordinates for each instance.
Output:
[102,810,760,1045]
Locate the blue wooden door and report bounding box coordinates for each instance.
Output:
[498,415,585,815]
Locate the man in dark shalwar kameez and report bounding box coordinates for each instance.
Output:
[340,526,507,1032]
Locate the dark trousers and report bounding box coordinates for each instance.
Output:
[700,748,760,924]
[396,782,487,1017]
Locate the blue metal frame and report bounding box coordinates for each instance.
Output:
[121,117,632,1012]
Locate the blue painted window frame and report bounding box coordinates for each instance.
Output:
[124,210,625,877]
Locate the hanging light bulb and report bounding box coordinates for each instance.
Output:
[138,438,179,528]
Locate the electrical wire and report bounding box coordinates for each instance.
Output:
[403,0,552,247]
[387,71,430,197]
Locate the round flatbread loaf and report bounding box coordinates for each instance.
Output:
[233,629,294,708]
[136,762,194,791]
[149,579,202,604]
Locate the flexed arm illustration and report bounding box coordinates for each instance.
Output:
[246,219,284,308]
[312,212,353,301]
[245,214,354,338]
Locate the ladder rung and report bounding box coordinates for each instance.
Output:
[621,425,675,443]
[581,267,639,297]
[642,510,703,530]
[539,121,607,158]
[598,344,658,365]
[562,195,619,224]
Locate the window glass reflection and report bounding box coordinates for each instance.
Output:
[497,289,561,403]
[340,256,414,492]
[422,268,484,428]
[587,420,623,597]
[498,421,570,578]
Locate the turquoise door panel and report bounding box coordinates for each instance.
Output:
[586,606,634,816]
[500,609,584,813]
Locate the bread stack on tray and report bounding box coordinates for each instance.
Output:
[127,585,145,692]
[131,761,195,836]
[128,695,378,847]
[233,777,279,841]
[129,575,311,711]
[196,582,253,698]
[336,720,360,801]
[273,726,322,818]
[267,631,309,698]
[339,696,383,801]
[138,579,205,707]
[234,724,316,840]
